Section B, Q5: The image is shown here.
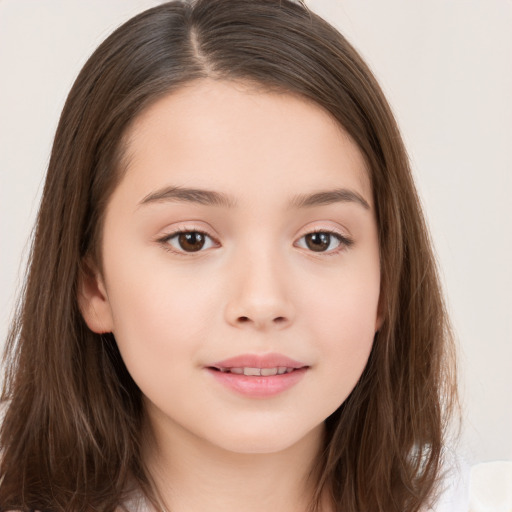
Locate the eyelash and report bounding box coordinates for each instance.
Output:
[157,228,353,257]
[297,229,354,256]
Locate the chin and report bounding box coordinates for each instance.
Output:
[205,422,324,456]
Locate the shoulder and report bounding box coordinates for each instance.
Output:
[430,453,470,512]
[468,460,512,512]
[117,490,155,512]
[431,454,512,512]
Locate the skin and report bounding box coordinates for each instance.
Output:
[80,79,382,512]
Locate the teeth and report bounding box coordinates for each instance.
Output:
[243,367,261,376]
[219,367,296,376]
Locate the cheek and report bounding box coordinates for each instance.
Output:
[103,254,221,380]
[303,268,380,392]
[319,297,376,370]
[305,256,380,334]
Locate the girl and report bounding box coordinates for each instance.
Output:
[0,0,460,510]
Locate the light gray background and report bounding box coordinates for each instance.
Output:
[1,0,511,466]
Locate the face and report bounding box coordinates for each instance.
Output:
[80,79,382,455]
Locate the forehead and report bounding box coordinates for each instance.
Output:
[118,78,372,207]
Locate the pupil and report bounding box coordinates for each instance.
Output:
[306,233,330,252]
[179,232,205,252]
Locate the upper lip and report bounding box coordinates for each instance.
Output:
[208,352,308,370]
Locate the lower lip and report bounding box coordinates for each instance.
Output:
[206,368,308,398]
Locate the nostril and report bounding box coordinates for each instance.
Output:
[234,315,289,326]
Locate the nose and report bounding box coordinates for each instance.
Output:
[224,248,295,331]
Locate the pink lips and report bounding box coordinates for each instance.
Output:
[210,353,306,370]
[206,353,309,398]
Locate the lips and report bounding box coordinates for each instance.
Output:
[208,353,308,372]
[205,353,309,398]
[216,366,296,376]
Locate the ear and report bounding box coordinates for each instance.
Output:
[375,289,385,333]
[375,310,384,333]
[77,258,114,334]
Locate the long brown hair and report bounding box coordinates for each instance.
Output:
[0,1,457,510]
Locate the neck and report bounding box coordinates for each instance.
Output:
[142,406,329,512]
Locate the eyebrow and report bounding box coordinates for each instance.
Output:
[138,186,370,210]
[289,189,370,210]
[139,186,236,208]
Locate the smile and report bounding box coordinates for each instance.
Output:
[213,367,297,376]
[206,366,308,398]
[205,353,309,398]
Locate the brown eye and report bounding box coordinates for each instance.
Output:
[177,232,206,252]
[163,231,216,254]
[305,232,332,252]
[296,231,352,254]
